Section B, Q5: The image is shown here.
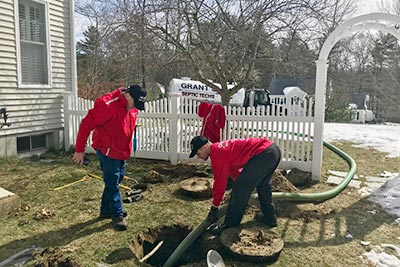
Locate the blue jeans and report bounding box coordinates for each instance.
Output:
[96,150,126,218]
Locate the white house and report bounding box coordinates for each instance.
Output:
[349,93,375,123]
[0,0,76,156]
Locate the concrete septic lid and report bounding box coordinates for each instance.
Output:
[220,225,284,263]
[179,177,213,198]
[0,187,15,201]
[0,187,20,217]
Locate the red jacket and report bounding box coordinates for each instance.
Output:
[210,138,274,206]
[75,87,138,160]
[198,102,226,142]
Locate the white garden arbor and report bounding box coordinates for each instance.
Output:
[312,13,400,179]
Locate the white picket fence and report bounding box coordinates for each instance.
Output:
[64,93,316,173]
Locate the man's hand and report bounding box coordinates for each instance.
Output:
[207,206,219,223]
[73,152,85,165]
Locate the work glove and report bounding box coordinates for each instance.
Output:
[207,206,219,223]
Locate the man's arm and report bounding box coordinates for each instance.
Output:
[74,101,112,164]
[211,157,230,207]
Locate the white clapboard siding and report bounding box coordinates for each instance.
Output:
[64,94,315,172]
[0,50,16,61]
[0,0,73,137]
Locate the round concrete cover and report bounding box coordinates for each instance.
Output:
[179,177,213,198]
[220,225,284,262]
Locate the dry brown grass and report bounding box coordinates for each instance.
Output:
[0,141,399,266]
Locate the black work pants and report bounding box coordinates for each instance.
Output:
[224,143,281,227]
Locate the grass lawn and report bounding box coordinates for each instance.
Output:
[0,141,399,266]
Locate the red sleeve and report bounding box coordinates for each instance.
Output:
[211,148,230,207]
[75,100,113,152]
[215,105,226,129]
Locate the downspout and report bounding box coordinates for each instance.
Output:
[69,0,77,97]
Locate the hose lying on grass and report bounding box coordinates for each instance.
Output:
[162,140,357,267]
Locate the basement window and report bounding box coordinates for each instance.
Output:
[17,133,47,153]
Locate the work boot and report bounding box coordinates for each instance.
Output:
[123,194,143,203]
[125,189,142,197]
[112,216,128,231]
[255,213,277,228]
[99,210,128,220]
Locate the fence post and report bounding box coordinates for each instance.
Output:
[63,92,72,152]
[169,95,179,164]
[312,59,327,181]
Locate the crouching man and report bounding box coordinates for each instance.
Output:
[189,136,281,234]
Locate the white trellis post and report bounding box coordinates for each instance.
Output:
[312,12,400,180]
[312,60,328,180]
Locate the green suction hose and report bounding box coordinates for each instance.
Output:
[163,140,357,267]
[162,218,212,267]
[271,141,357,202]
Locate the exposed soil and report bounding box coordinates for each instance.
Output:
[32,247,81,267]
[130,224,207,266]
[220,224,284,263]
[286,168,312,187]
[154,163,212,179]
[143,170,165,184]
[34,208,56,220]
[270,169,299,193]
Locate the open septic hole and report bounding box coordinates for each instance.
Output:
[130,223,284,266]
[130,224,210,266]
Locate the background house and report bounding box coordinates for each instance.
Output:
[268,77,315,96]
[348,92,375,123]
[0,0,76,157]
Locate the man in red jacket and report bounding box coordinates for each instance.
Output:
[73,84,146,231]
[189,135,281,234]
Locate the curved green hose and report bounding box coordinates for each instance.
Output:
[271,141,357,202]
[163,140,357,267]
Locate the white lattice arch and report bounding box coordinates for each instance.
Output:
[312,13,400,180]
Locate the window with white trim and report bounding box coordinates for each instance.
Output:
[18,0,48,85]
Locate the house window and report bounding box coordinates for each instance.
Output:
[18,0,48,85]
[17,134,48,153]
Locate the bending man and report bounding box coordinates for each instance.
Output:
[189,136,281,234]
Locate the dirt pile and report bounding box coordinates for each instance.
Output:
[286,168,312,187]
[270,169,299,193]
[32,247,81,267]
[154,163,212,179]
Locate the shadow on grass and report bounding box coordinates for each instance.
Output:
[280,197,395,248]
[0,218,111,261]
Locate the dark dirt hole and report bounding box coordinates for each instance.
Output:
[130,224,207,266]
